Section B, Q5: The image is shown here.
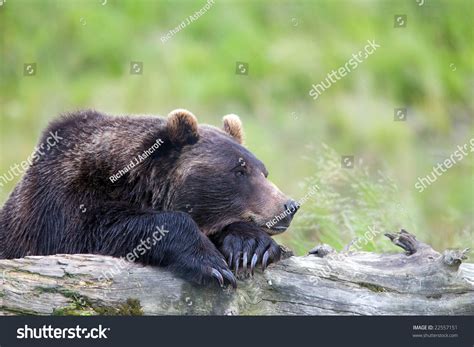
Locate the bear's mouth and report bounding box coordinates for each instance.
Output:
[246,213,292,235]
[261,215,294,235]
[265,225,288,235]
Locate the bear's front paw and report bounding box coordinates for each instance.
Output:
[171,239,237,289]
[213,222,281,275]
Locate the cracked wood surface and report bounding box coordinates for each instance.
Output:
[0,231,472,315]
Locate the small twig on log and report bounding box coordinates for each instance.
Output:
[384,229,420,255]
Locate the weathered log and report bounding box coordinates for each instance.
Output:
[0,230,472,315]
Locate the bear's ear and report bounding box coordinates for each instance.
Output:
[222,114,244,144]
[166,109,199,146]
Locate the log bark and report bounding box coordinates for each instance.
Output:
[0,230,472,315]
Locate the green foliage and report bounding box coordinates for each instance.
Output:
[287,144,418,254]
[0,0,472,254]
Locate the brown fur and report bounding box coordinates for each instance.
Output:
[222,114,244,144]
[166,109,199,146]
[0,109,298,287]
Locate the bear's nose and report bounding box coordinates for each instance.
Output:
[284,199,300,218]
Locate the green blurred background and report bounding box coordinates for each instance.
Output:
[0,0,472,255]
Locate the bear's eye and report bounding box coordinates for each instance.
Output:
[232,161,247,177]
[234,169,246,177]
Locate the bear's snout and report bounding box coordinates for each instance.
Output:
[284,199,300,219]
[264,199,300,235]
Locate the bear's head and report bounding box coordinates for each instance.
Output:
[165,109,299,235]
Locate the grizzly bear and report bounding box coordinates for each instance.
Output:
[0,109,299,287]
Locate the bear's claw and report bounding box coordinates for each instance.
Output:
[242,252,249,270]
[262,250,270,270]
[221,269,237,288]
[250,253,258,275]
[211,268,224,287]
[211,222,282,276]
[174,233,237,289]
[234,254,240,274]
[210,267,236,288]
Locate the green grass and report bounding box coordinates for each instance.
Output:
[0,0,473,255]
